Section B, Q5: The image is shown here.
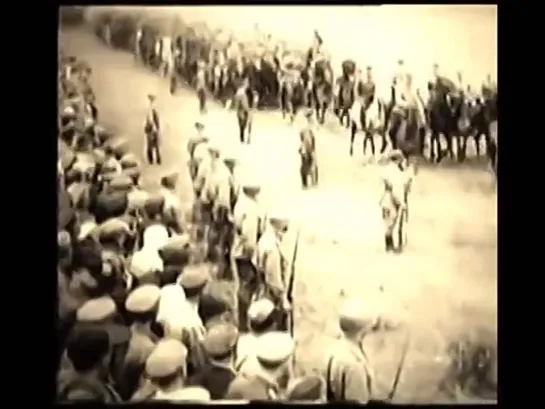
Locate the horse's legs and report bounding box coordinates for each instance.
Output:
[445,132,454,160]
[349,123,357,156]
[430,130,438,162]
[418,127,427,157]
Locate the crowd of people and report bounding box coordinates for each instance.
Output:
[56,34,406,402]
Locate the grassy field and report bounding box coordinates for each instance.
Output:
[63,7,497,402]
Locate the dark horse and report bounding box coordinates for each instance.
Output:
[426,79,462,163]
[335,76,355,128]
[310,60,334,124]
[280,75,306,123]
[388,104,422,161]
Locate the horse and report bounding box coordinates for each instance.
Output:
[335,75,355,128]
[312,62,334,125]
[349,96,386,157]
[280,74,305,124]
[388,102,422,161]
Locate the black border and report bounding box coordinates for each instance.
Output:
[31,0,519,406]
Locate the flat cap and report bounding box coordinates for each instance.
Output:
[95,191,128,218]
[161,170,179,188]
[145,338,188,378]
[158,234,192,265]
[207,139,222,154]
[203,322,239,358]
[255,331,294,367]
[130,249,164,278]
[144,194,165,217]
[248,298,275,325]
[178,264,210,291]
[120,153,140,169]
[96,218,131,242]
[77,296,117,323]
[338,299,378,332]
[108,174,133,193]
[125,284,161,313]
[285,376,324,401]
[268,207,291,228]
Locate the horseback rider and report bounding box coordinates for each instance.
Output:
[361,66,376,110]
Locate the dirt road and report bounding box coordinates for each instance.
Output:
[60,27,497,403]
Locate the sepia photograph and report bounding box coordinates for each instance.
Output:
[57,4,497,404]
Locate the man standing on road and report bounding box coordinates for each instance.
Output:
[379,150,415,253]
[323,299,378,403]
[195,60,208,114]
[226,78,255,144]
[187,118,209,182]
[299,109,318,189]
[144,94,161,165]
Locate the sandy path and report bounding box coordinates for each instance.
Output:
[60,25,497,403]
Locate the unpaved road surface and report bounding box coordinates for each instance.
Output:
[60,23,497,403]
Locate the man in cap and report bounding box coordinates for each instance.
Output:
[69,296,131,393]
[188,118,210,181]
[199,140,237,263]
[189,322,239,399]
[323,299,380,403]
[299,109,318,189]
[227,77,254,144]
[226,331,294,400]
[160,170,184,235]
[144,94,161,165]
[232,178,266,331]
[177,264,211,375]
[235,298,279,369]
[253,208,293,331]
[379,149,415,253]
[118,285,162,400]
[285,375,325,402]
[57,327,121,402]
[142,339,190,401]
[195,60,208,114]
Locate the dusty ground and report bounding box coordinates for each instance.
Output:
[60,7,497,402]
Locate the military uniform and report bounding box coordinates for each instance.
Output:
[200,142,236,263]
[233,82,253,144]
[232,180,265,331]
[70,297,131,392]
[189,323,238,399]
[226,331,294,400]
[299,109,318,188]
[323,300,377,403]
[188,119,210,181]
[160,171,184,235]
[253,209,293,332]
[118,285,161,399]
[195,62,208,114]
[144,95,161,165]
[379,150,414,252]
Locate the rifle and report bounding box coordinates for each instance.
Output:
[285,229,301,338]
[369,330,411,405]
